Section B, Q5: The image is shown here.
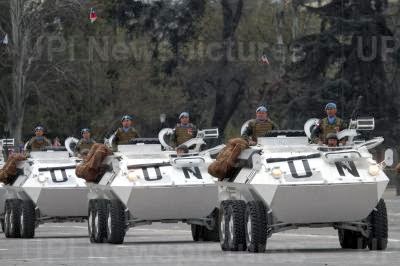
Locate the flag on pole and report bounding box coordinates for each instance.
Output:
[260,54,270,65]
[89,8,97,23]
[1,34,8,45]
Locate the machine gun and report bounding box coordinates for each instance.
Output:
[337,96,377,146]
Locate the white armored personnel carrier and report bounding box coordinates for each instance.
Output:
[85,129,222,244]
[218,117,390,253]
[0,146,88,238]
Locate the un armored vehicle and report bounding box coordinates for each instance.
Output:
[1,146,88,238]
[218,118,389,253]
[85,129,222,244]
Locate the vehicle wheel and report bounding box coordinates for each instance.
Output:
[1,218,4,232]
[338,229,367,249]
[88,199,107,243]
[245,201,267,253]
[20,200,35,238]
[219,200,232,251]
[367,199,388,250]
[4,199,21,238]
[106,199,126,244]
[225,200,246,251]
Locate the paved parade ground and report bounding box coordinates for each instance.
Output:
[1,190,400,266]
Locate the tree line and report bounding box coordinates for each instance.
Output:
[0,0,399,148]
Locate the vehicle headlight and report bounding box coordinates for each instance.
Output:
[127,172,139,182]
[38,174,47,183]
[368,164,380,176]
[271,167,283,179]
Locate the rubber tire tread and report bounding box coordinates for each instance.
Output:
[368,199,388,250]
[219,200,233,251]
[20,200,35,238]
[4,199,21,238]
[107,199,126,244]
[227,200,246,251]
[246,201,267,253]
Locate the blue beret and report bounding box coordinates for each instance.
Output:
[325,103,337,110]
[179,112,189,119]
[121,115,133,121]
[256,106,268,113]
[81,128,90,134]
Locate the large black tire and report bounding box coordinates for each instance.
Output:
[20,200,35,238]
[1,218,4,233]
[4,199,21,238]
[245,201,267,253]
[223,200,246,251]
[338,229,367,249]
[219,200,232,251]
[88,200,95,242]
[367,199,388,250]
[106,199,126,244]
[88,199,108,243]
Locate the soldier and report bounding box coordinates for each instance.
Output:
[241,106,278,145]
[312,102,347,144]
[326,133,339,147]
[26,126,52,152]
[112,115,140,147]
[170,112,197,148]
[75,128,96,158]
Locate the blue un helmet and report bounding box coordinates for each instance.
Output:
[81,128,90,135]
[121,115,133,122]
[179,112,189,119]
[256,106,268,113]
[325,102,337,110]
[34,125,44,132]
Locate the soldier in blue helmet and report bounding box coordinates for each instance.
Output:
[312,103,347,144]
[170,112,198,148]
[75,128,96,158]
[242,106,278,145]
[26,126,52,151]
[112,115,140,147]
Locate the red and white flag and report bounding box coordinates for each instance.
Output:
[89,8,97,23]
[260,54,270,65]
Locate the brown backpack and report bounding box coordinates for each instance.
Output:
[75,144,113,183]
[208,138,249,180]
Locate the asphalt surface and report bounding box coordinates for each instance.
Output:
[1,190,400,266]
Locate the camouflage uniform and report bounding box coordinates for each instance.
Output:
[242,119,278,142]
[113,127,140,146]
[75,138,96,157]
[26,136,52,151]
[314,117,347,144]
[171,123,197,147]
